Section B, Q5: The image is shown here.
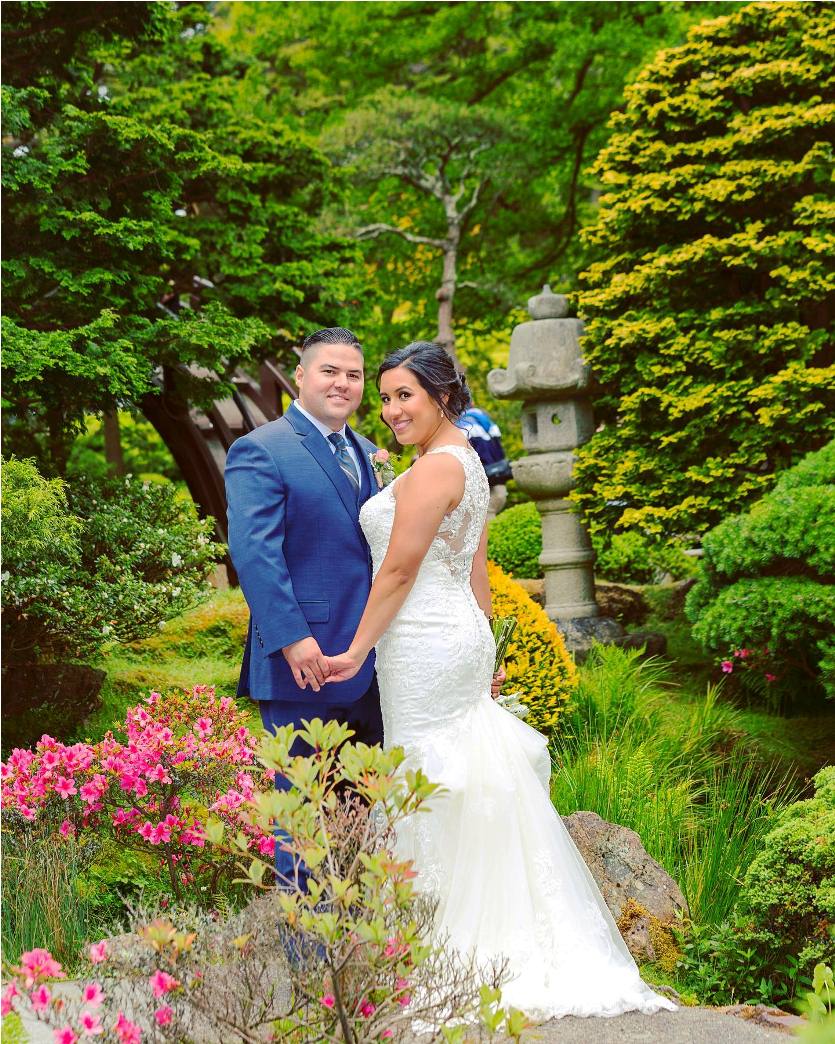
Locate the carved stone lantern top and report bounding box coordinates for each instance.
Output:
[528,284,569,320]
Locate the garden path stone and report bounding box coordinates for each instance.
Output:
[516,1007,787,1042]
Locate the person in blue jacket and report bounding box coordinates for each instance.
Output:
[458,397,513,520]
[225,327,383,888]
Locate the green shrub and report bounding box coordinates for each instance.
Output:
[573,2,835,542]
[487,501,542,578]
[593,531,697,585]
[686,441,835,706]
[678,767,835,1006]
[1,457,221,664]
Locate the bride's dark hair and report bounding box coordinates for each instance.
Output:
[376,341,470,422]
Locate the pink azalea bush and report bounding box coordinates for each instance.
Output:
[1,686,274,900]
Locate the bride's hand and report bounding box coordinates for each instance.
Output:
[324,652,363,683]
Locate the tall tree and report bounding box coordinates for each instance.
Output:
[224,1,719,349]
[2,1,353,472]
[573,1,835,544]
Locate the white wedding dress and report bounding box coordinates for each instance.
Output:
[359,444,675,1020]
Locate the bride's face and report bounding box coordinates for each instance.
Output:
[379,366,443,445]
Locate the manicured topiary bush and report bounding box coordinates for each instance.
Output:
[487,502,542,578]
[574,2,835,543]
[488,561,577,733]
[685,441,835,706]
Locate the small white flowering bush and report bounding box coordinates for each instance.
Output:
[1,457,221,664]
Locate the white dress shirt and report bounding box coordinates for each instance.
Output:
[292,401,364,491]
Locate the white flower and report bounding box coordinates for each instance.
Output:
[171,552,183,568]
[13,145,29,158]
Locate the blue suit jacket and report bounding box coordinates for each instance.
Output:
[225,403,379,706]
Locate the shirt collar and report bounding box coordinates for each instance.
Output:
[293,401,348,442]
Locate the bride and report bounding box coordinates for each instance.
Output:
[324,341,675,1020]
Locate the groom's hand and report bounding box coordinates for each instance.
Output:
[282,637,329,692]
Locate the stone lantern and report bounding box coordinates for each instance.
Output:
[488,285,625,656]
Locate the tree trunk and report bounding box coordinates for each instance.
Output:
[436,225,462,368]
[103,409,125,475]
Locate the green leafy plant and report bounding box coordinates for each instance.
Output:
[574,2,835,543]
[487,502,542,579]
[677,767,834,1006]
[1,458,220,664]
[593,531,697,585]
[686,441,835,707]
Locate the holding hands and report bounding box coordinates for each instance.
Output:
[282,637,331,692]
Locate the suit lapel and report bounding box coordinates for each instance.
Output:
[287,404,365,536]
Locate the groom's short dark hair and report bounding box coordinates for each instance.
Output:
[301,327,363,356]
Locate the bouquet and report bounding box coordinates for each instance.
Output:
[491,616,530,720]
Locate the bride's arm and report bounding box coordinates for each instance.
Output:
[470,524,492,618]
[327,454,465,679]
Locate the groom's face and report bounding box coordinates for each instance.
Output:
[295,343,364,430]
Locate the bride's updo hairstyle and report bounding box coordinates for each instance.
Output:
[377,341,470,423]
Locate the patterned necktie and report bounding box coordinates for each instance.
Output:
[328,432,360,493]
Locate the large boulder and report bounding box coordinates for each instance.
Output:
[562,811,688,965]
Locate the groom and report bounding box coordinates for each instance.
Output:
[225,327,383,884]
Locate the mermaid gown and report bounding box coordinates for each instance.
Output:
[359,444,675,1020]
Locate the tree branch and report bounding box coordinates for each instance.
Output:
[355,223,446,249]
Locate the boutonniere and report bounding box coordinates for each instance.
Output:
[369,448,397,489]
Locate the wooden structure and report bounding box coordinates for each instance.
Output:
[142,359,298,566]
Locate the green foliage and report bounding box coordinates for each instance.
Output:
[1,2,353,471]
[554,645,798,927]
[574,2,835,542]
[686,441,835,706]
[204,717,525,1041]
[593,531,698,584]
[225,1,704,416]
[1,824,102,971]
[67,411,182,484]
[678,767,835,1006]
[487,502,542,578]
[1,457,220,663]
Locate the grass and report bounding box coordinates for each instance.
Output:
[1,826,106,971]
[551,646,800,927]
[76,587,257,742]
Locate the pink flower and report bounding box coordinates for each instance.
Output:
[82,982,104,1008]
[42,751,60,771]
[154,1006,173,1026]
[721,660,734,674]
[257,834,276,857]
[80,1011,103,1036]
[149,970,179,999]
[320,994,336,1009]
[114,1013,141,1044]
[53,1027,78,1044]
[1,982,20,1016]
[88,941,108,965]
[359,999,376,1018]
[20,948,64,985]
[373,449,390,464]
[59,819,75,838]
[736,648,751,659]
[54,776,77,799]
[195,717,213,739]
[382,1032,394,1040]
[765,673,777,683]
[31,983,51,1012]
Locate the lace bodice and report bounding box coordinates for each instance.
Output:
[360,443,489,586]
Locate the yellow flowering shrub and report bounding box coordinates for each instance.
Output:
[489,560,577,734]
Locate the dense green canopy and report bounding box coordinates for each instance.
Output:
[2,2,353,471]
[573,1,835,542]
